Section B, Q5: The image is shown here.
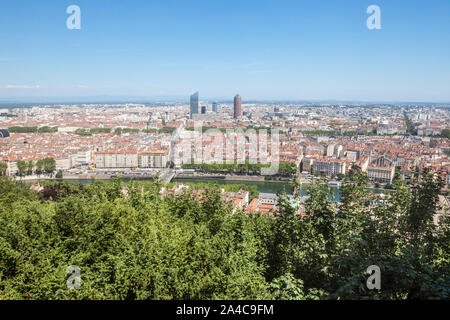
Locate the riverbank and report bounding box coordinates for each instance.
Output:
[19,174,392,202]
[13,174,115,181]
[175,174,267,182]
[172,178,295,195]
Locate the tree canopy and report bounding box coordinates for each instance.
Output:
[0,168,448,300]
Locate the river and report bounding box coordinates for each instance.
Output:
[24,178,392,203]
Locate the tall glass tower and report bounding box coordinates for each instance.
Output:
[190,92,199,119]
[234,94,242,119]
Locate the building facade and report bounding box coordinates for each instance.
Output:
[312,158,347,176]
[190,92,199,119]
[138,151,168,168]
[367,157,395,183]
[234,94,242,119]
[95,151,167,169]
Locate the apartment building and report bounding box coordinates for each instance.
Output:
[95,152,138,169]
[312,158,348,176]
[138,151,168,168]
[95,151,168,169]
[367,157,396,183]
[70,150,92,167]
[56,157,71,170]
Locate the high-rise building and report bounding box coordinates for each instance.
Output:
[212,102,218,113]
[190,92,199,119]
[201,106,207,114]
[234,94,242,119]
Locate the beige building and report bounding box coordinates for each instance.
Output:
[138,151,168,168]
[367,157,395,183]
[301,156,314,173]
[7,161,17,176]
[312,158,347,176]
[95,151,168,169]
[70,150,92,167]
[56,157,71,170]
[95,152,138,169]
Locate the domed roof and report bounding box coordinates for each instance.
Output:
[0,129,10,138]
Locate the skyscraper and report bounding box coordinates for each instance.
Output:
[190,92,199,119]
[234,94,242,119]
[212,102,218,113]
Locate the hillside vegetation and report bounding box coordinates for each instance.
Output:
[0,168,448,299]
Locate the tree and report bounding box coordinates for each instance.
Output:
[35,159,44,177]
[55,170,63,179]
[404,112,418,135]
[441,129,450,139]
[43,158,56,176]
[0,170,447,300]
[267,273,324,300]
[17,160,27,177]
[325,168,449,299]
[0,162,7,176]
[27,160,34,175]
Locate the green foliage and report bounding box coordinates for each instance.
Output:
[16,160,27,176]
[0,167,448,300]
[35,160,44,176]
[89,128,112,134]
[158,127,177,134]
[300,129,341,136]
[75,128,111,136]
[185,127,229,133]
[167,181,259,201]
[74,128,92,136]
[7,126,57,133]
[0,178,268,299]
[114,128,140,135]
[0,163,7,176]
[404,112,418,135]
[43,158,56,175]
[142,127,176,134]
[441,129,450,139]
[182,161,297,177]
[0,113,17,118]
[267,273,325,300]
[55,170,63,179]
[37,126,58,133]
[8,126,38,133]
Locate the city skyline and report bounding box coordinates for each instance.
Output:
[0,0,448,305]
[1,0,450,102]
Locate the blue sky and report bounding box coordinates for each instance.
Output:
[0,0,449,102]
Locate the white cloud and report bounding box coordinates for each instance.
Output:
[2,85,41,89]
